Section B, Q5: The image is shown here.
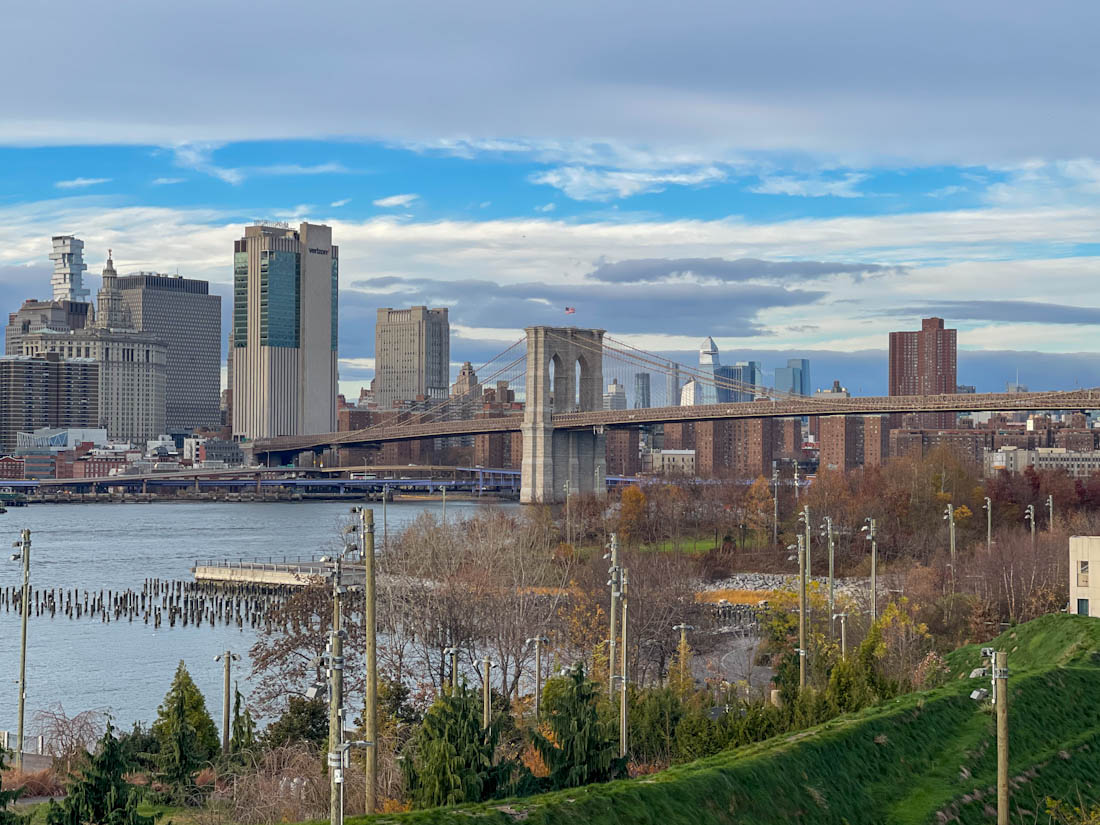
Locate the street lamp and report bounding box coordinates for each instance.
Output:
[1047,494,1054,533]
[798,506,812,579]
[1024,504,1036,550]
[604,534,621,699]
[442,646,462,692]
[11,529,29,771]
[832,613,848,658]
[944,504,956,593]
[819,517,835,632]
[861,518,877,623]
[982,497,992,553]
[771,463,779,546]
[787,536,807,690]
[525,636,549,718]
[213,651,240,755]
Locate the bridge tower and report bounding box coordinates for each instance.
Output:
[521,326,606,504]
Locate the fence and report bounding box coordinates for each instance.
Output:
[0,730,46,756]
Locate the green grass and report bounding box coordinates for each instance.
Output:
[330,613,1100,825]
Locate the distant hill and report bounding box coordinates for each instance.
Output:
[343,613,1100,825]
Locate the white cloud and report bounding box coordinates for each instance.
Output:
[928,184,967,198]
[331,198,351,207]
[751,172,868,198]
[530,165,727,201]
[172,143,243,184]
[339,356,375,370]
[373,193,419,208]
[535,203,556,212]
[151,177,185,185]
[54,177,111,189]
[253,162,349,176]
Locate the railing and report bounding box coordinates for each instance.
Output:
[192,555,327,575]
[0,731,46,755]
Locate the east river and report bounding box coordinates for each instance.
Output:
[0,499,499,737]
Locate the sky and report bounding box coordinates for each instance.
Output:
[3,0,1100,399]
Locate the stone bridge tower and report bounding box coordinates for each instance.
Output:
[521,326,606,504]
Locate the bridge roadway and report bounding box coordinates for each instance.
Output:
[252,388,1100,459]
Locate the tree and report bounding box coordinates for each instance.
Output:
[530,664,626,790]
[402,683,520,808]
[0,747,23,825]
[617,485,648,546]
[45,722,154,825]
[230,684,256,757]
[666,631,694,697]
[259,696,327,751]
[152,662,219,763]
[156,684,202,802]
[744,476,774,539]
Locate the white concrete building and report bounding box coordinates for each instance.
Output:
[231,223,339,440]
[1070,536,1100,617]
[49,235,90,302]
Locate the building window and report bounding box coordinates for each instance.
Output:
[1078,598,1090,616]
[1080,560,1090,588]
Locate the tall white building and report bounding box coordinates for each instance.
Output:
[231,223,338,440]
[373,306,450,408]
[603,378,627,410]
[49,235,90,302]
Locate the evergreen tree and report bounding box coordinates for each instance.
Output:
[152,662,219,763]
[45,722,153,825]
[0,747,24,825]
[530,664,626,790]
[229,684,256,758]
[259,696,327,751]
[156,686,201,802]
[402,682,521,808]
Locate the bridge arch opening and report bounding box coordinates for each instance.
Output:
[549,352,566,414]
[575,358,583,410]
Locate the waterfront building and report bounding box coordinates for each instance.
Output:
[231,223,339,439]
[0,353,99,453]
[117,272,221,431]
[49,235,90,301]
[889,317,957,429]
[374,306,450,408]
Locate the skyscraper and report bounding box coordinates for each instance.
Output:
[231,223,338,439]
[0,353,99,453]
[665,362,681,406]
[775,358,811,396]
[116,273,221,431]
[49,235,90,302]
[889,317,957,429]
[633,372,651,408]
[374,306,450,408]
[696,337,719,404]
[603,378,627,410]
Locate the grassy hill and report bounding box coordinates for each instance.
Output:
[348,614,1100,825]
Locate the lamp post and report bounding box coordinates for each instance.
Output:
[820,517,835,633]
[481,657,495,729]
[833,613,848,658]
[788,536,807,690]
[619,567,629,759]
[1024,504,1036,550]
[672,623,694,693]
[799,506,812,579]
[214,650,240,755]
[12,529,30,771]
[525,636,549,718]
[1047,494,1054,532]
[862,518,877,623]
[990,497,998,556]
[771,464,779,547]
[443,646,461,692]
[944,504,956,594]
[354,506,378,815]
[564,481,572,547]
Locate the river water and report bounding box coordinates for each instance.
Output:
[0,499,498,740]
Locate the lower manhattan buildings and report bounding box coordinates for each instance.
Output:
[231,222,338,439]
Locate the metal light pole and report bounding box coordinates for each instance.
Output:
[214,650,240,755]
[1047,494,1054,532]
[442,486,447,525]
[800,506,812,580]
[820,517,835,633]
[944,503,956,594]
[771,464,779,547]
[359,507,377,815]
[605,534,621,698]
[862,518,877,623]
[834,613,848,658]
[672,623,694,693]
[326,555,344,825]
[793,462,800,501]
[789,536,807,690]
[443,646,460,692]
[525,636,549,718]
[990,497,998,556]
[1024,504,1036,550]
[564,481,572,547]
[619,567,629,759]
[481,657,494,729]
[12,529,30,771]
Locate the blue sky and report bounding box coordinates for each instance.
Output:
[3,0,1100,398]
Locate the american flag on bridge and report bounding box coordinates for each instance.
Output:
[564,306,576,314]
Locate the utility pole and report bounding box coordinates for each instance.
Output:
[214,650,239,755]
[995,651,1009,825]
[382,492,388,551]
[771,464,779,547]
[361,507,377,815]
[821,517,835,634]
[327,555,344,825]
[793,462,800,501]
[1025,504,1036,550]
[834,613,848,658]
[481,657,493,729]
[564,481,571,547]
[13,528,29,771]
[442,486,447,525]
[619,567,629,760]
[1047,494,1054,532]
[526,636,549,718]
[443,646,460,692]
[990,497,998,556]
[863,518,877,623]
[795,535,807,690]
[606,534,620,698]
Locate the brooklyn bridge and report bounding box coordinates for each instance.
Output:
[251,326,1100,503]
